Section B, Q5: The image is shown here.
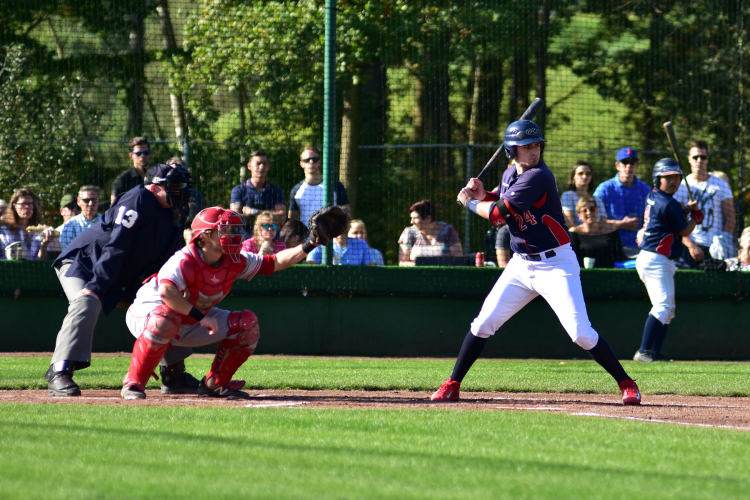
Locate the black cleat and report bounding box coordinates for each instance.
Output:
[160,360,200,395]
[45,365,81,397]
[121,385,146,400]
[197,377,250,400]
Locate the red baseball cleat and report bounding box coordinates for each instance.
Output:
[619,379,641,406]
[431,378,461,401]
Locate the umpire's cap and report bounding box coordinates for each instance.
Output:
[504,120,545,159]
[145,164,193,216]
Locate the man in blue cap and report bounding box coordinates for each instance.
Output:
[593,148,652,259]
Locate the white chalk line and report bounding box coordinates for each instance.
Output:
[572,412,750,431]
[244,402,308,408]
[492,396,749,410]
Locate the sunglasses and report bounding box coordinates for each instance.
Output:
[301,157,321,163]
[80,198,99,204]
[575,171,591,177]
[620,159,638,166]
[261,223,279,230]
[131,150,151,157]
[691,155,708,161]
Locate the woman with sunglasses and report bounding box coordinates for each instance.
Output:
[560,161,607,228]
[241,211,287,255]
[568,195,626,269]
[0,187,53,260]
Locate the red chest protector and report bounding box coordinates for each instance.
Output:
[176,244,248,324]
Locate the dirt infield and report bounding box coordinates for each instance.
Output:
[3,389,750,431]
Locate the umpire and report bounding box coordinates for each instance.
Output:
[45,164,196,396]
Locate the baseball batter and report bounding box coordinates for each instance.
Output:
[121,206,343,399]
[633,159,701,362]
[431,120,641,405]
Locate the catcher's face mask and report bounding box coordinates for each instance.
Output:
[218,210,245,263]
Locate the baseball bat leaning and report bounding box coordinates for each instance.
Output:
[475,97,545,181]
[663,121,694,202]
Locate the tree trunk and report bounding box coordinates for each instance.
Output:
[423,27,452,178]
[477,57,503,144]
[534,0,550,135]
[413,74,424,144]
[340,73,362,214]
[47,17,96,164]
[156,0,187,142]
[508,49,531,123]
[127,6,146,137]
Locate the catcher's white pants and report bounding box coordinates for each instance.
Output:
[635,250,676,324]
[470,244,600,350]
[126,303,233,347]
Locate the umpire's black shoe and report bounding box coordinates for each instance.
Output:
[160,360,200,395]
[197,377,250,400]
[45,365,81,397]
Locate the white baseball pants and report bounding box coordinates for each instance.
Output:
[635,250,676,324]
[470,244,600,349]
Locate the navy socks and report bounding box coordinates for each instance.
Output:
[640,315,667,354]
[587,336,630,384]
[450,332,488,382]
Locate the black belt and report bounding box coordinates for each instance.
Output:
[519,250,556,261]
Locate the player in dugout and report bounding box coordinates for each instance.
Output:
[120,205,346,400]
[45,164,195,397]
[433,120,642,406]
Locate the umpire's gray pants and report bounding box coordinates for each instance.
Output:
[50,263,192,369]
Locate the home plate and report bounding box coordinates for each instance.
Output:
[244,401,308,408]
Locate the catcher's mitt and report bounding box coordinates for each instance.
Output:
[308,205,348,246]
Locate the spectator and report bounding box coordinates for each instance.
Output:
[183,227,193,247]
[279,220,309,249]
[43,194,81,259]
[561,161,607,228]
[230,150,286,229]
[593,148,651,259]
[241,211,287,255]
[289,145,350,225]
[308,217,374,265]
[0,187,53,260]
[494,225,512,267]
[167,157,204,222]
[726,227,750,271]
[59,186,103,251]
[111,136,151,204]
[398,200,462,266]
[569,195,626,268]
[349,219,385,266]
[674,141,736,266]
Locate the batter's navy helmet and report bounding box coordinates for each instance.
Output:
[652,158,683,183]
[504,120,545,159]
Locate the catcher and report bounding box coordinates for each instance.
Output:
[121,205,347,399]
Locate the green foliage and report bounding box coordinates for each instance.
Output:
[0,44,102,222]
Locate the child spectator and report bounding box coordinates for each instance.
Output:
[241,211,287,255]
[349,219,385,266]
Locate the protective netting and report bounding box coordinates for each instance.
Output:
[1,0,748,276]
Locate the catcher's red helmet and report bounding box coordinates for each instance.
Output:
[190,207,245,262]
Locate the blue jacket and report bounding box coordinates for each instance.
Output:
[55,185,183,315]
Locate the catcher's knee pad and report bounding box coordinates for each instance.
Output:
[206,310,259,388]
[144,304,182,344]
[226,310,260,349]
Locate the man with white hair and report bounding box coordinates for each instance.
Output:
[59,186,103,251]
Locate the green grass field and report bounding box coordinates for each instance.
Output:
[2,356,750,499]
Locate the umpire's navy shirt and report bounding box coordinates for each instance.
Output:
[55,185,182,315]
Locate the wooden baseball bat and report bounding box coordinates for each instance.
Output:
[663,121,694,201]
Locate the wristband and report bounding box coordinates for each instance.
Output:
[301,240,317,254]
[466,199,480,214]
[188,307,205,321]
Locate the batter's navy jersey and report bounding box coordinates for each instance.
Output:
[492,161,570,254]
[639,188,688,260]
[55,185,183,315]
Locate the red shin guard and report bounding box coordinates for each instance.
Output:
[206,310,259,388]
[123,305,181,390]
